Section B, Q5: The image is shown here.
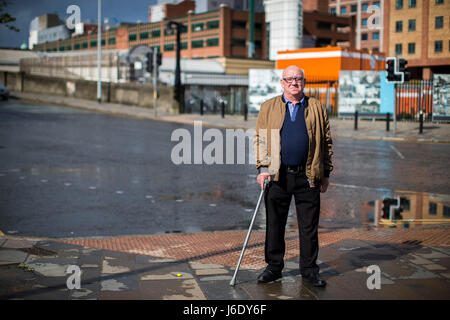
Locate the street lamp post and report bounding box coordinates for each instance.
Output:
[166,21,184,114]
[97,0,102,103]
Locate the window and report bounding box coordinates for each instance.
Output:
[74,43,80,50]
[206,20,219,29]
[396,0,403,9]
[395,43,402,54]
[444,206,450,218]
[435,16,444,29]
[331,8,336,14]
[164,43,174,51]
[373,1,380,7]
[90,40,97,47]
[59,46,65,51]
[231,38,246,47]
[340,6,347,14]
[232,20,246,29]
[140,32,149,40]
[373,32,380,40]
[101,39,105,46]
[372,47,379,52]
[206,38,219,47]
[362,3,369,11]
[108,37,116,45]
[351,4,357,12]
[436,0,444,4]
[180,42,187,50]
[362,18,368,27]
[191,39,204,48]
[82,42,88,48]
[152,30,160,38]
[429,202,437,215]
[409,0,416,8]
[396,21,403,32]
[66,45,71,50]
[129,33,137,41]
[435,40,443,52]
[408,42,415,54]
[192,22,204,32]
[317,21,332,30]
[361,33,368,41]
[180,25,188,33]
[408,19,416,31]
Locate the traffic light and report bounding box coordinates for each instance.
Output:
[156,52,162,67]
[386,57,402,82]
[398,58,411,82]
[386,58,395,81]
[146,52,153,73]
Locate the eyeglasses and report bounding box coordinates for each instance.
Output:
[282,77,304,84]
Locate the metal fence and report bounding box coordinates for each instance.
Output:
[303,78,436,122]
[395,80,434,121]
[304,78,339,117]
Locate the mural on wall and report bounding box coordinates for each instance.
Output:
[338,70,382,114]
[432,74,450,121]
[248,69,283,112]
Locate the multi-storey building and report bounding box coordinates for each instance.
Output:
[33,3,268,61]
[383,0,450,79]
[328,0,384,53]
[264,0,304,60]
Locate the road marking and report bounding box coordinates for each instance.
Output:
[330,183,391,193]
[390,145,405,159]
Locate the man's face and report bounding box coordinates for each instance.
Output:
[281,68,305,97]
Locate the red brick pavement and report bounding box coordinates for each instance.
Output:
[62,227,450,270]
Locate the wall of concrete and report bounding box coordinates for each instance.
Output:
[0,71,179,114]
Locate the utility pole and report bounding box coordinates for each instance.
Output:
[153,47,158,117]
[248,0,255,58]
[166,21,184,113]
[97,0,102,103]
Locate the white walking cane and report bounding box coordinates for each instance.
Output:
[230,179,269,286]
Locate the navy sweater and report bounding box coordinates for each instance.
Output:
[280,99,309,166]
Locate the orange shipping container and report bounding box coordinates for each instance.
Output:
[276,46,385,80]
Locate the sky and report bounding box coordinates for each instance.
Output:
[0,0,157,48]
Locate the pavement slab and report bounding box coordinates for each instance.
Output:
[1,225,450,300]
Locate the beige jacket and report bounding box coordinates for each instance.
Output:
[253,95,333,186]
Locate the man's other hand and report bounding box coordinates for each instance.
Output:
[257,173,271,190]
[320,177,329,193]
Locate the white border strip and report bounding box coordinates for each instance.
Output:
[277,51,384,61]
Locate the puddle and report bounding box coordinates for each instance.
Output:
[362,191,450,229]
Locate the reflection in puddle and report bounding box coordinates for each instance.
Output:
[362,191,450,229]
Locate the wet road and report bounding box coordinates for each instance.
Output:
[1,100,449,238]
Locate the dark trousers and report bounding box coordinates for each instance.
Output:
[264,168,321,277]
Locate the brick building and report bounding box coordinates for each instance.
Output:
[328,0,383,53]
[383,0,450,79]
[33,3,268,61]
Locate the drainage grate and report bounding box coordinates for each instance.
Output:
[402,240,422,246]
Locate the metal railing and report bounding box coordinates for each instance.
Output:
[395,80,434,122]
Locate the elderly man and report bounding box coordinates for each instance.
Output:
[254,65,333,287]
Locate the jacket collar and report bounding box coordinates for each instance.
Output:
[281,94,308,107]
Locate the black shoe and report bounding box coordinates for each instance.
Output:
[302,273,327,287]
[257,269,282,283]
